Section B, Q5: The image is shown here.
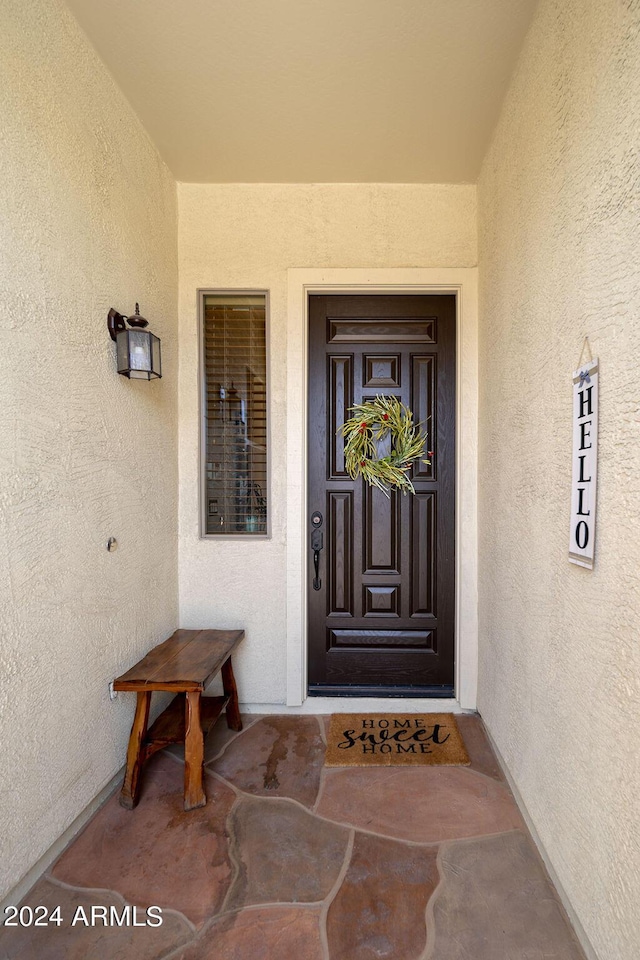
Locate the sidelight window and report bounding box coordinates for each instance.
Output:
[201,292,269,536]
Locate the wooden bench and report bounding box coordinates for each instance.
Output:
[113,628,244,811]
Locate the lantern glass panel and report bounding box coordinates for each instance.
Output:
[128,330,152,372]
[150,333,162,378]
[116,329,130,374]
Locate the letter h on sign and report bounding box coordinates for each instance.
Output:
[569,358,598,569]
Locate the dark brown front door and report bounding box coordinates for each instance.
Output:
[307,294,456,697]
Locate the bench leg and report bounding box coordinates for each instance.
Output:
[222,657,243,732]
[184,691,206,811]
[120,691,151,810]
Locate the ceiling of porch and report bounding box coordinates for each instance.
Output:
[64,0,538,184]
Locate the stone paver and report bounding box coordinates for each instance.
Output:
[211,716,325,807]
[0,878,192,960]
[208,714,268,762]
[178,907,324,960]
[4,714,586,960]
[327,834,439,960]
[456,714,504,781]
[225,796,349,910]
[317,766,523,842]
[431,831,586,960]
[52,754,236,927]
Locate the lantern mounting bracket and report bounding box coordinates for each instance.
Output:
[107,304,149,341]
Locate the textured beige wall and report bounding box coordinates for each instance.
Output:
[478,2,640,958]
[0,0,178,899]
[178,183,477,704]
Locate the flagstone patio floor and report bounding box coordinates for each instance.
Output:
[1,713,587,959]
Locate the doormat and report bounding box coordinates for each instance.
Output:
[325,713,470,767]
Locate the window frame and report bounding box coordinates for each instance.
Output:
[198,288,271,540]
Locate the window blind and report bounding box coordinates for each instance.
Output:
[203,294,267,535]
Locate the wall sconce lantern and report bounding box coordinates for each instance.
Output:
[107,303,162,380]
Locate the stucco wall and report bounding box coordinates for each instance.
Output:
[178,184,477,704]
[477,2,640,958]
[0,0,178,900]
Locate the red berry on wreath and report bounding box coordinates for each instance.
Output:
[382,413,389,420]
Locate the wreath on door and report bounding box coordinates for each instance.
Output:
[339,395,431,497]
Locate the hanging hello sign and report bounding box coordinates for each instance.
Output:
[569,341,598,569]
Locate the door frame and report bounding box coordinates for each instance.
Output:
[286,268,478,711]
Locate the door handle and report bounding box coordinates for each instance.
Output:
[310,511,323,591]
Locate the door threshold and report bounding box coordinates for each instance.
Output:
[308,684,454,699]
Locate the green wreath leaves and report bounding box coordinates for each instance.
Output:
[339,395,430,497]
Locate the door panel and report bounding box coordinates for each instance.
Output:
[308,294,455,697]
[328,492,353,616]
[329,356,352,478]
[411,493,436,617]
[364,486,400,574]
